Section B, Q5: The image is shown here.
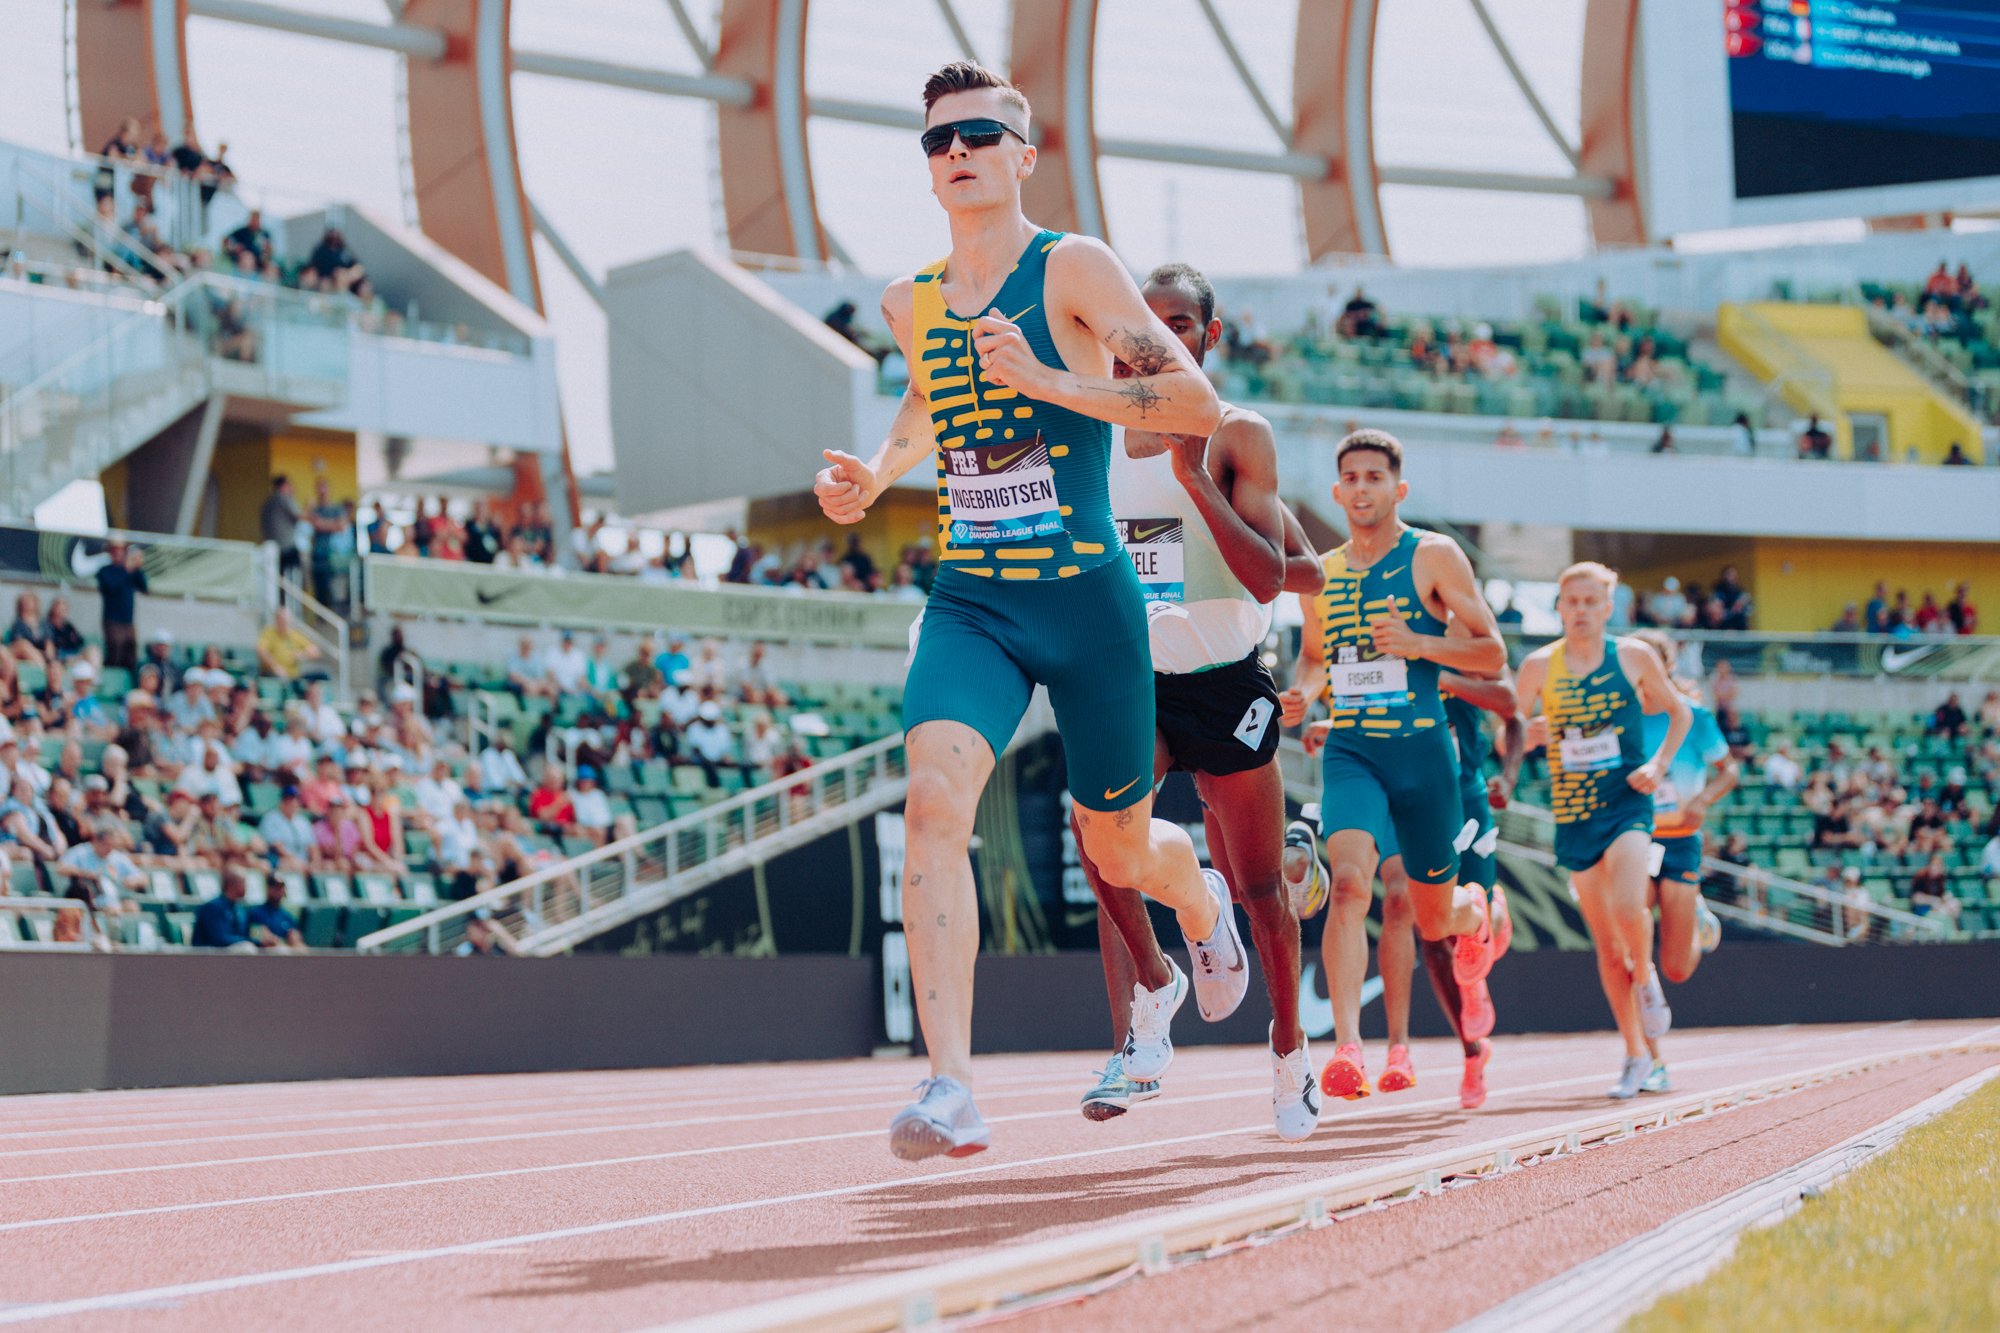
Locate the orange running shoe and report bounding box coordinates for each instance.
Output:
[1491,883,1514,960]
[1460,976,1495,1042]
[1321,1043,1372,1101]
[1460,1039,1491,1110]
[1452,884,1496,987]
[1378,1043,1416,1092]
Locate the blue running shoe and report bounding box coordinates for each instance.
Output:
[1081,1051,1162,1122]
[889,1076,989,1160]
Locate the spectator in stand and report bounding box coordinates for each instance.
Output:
[1829,603,1862,633]
[684,700,736,788]
[191,869,256,951]
[1946,582,1979,635]
[742,714,786,772]
[1909,852,1959,929]
[1579,329,1617,384]
[501,636,552,701]
[1943,442,1973,466]
[527,765,575,836]
[1924,261,1957,303]
[256,607,321,681]
[1864,581,1889,634]
[261,476,303,586]
[477,731,528,795]
[1762,738,1803,790]
[174,730,242,808]
[839,534,876,589]
[823,301,889,363]
[1931,692,1969,739]
[463,502,502,565]
[42,599,85,663]
[258,786,316,871]
[6,592,53,667]
[248,877,304,950]
[1797,415,1832,460]
[545,632,589,700]
[1886,589,1914,636]
[1646,577,1689,630]
[304,227,364,294]
[54,818,144,917]
[571,766,612,846]
[1979,827,2000,878]
[311,793,367,873]
[491,532,537,570]
[96,544,149,671]
[1813,794,1864,851]
[411,757,465,831]
[738,641,789,709]
[455,908,510,957]
[225,210,274,268]
[1336,286,1386,339]
[306,477,355,613]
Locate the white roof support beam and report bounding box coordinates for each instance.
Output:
[663,0,716,71]
[187,0,446,59]
[530,197,606,309]
[1194,0,1291,149]
[933,0,981,66]
[1467,0,1580,171]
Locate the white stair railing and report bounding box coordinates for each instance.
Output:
[356,734,908,956]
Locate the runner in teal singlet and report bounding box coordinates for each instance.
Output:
[1516,564,1691,1101]
[812,62,1236,1162]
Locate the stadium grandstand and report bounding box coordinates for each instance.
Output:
[0,1,1996,1329]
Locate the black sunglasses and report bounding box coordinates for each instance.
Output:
[920,118,1027,157]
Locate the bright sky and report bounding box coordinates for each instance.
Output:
[0,0,1650,476]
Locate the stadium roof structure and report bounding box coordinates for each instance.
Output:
[73,0,1644,316]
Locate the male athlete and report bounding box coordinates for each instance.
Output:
[1627,628,1732,1093]
[1279,430,1508,1102]
[1073,262,1325,1140]
[1303,614,1523,1109]
[814,63,1239,1161]
[1516,564,1689,1100]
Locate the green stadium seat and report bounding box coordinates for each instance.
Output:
[301,904,342,949]
[338,907,389,946]
[312,874,352,904]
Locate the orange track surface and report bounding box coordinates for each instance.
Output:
[0,1021,1989,1330]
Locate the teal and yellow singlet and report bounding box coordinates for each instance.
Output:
[899,230,1156,811]
[1313,526,1464,887]
[909,231,1118,583]
[1540,638,1654,872]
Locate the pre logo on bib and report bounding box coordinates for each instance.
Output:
[944,436,1063,546]
[1119,517,1185,602]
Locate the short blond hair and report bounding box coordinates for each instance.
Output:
[1557,561,1618,592]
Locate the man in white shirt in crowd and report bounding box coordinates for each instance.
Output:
[1647,577,1689,629]
[436,797,482,872]
[55,818,145,913]
[293,680,345,746]
[506,637,555,699]
[571,766,613,844]
[167,676,216,734]
[348,691,387,738]
[477,731,529,795]
[174,729,243,807]
[545,632,590,697]
[269,713,316,780]
[0,737,49,795]
[258,785,316,871]
[1761,739,1803,791]
[413,757,466,829]
[684,701,736,787]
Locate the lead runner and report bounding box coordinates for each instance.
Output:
[814,62,1244,1161]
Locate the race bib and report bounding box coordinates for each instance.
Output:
[1119,518,1185,602]
[1652,777,1682,813]
[944,437,1063,546]
[1559,728,1621,772]
[1328,653,1409,709]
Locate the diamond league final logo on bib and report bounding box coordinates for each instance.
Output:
[944,437,1064,546]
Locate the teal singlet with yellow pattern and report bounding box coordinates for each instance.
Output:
[1541,638,1654,871]
[909,230,1118,583]
[1311,525,1465,887]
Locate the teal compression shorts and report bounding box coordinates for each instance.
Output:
[1318,728,1462,887]
[903,559,1156,813]
[1456,772,1497,890]
[1655,832,1702,887]
[1554,794,1654,873]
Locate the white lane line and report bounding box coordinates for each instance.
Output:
[0,1062,1320,1186]
[0,1031,1877,1236]
[0,1036,1902,1327]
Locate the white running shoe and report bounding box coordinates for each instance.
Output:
[1607,1056,1650,1101]
[1122,958,1189,1081]
[1636,972,1672,1040]
[1282,820,1329,918]
[1696,899,1722,955]
[1188,868,1249,1022]
[1270,1025,1320,1142]
[889,1076,989,1160]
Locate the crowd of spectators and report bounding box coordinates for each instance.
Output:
[1827,581,1981,637]
[0,572,851,949]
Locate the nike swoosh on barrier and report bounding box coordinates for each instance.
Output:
[475,586,524,606]
[1881,646,1931,672]
[1102,775,1143,802]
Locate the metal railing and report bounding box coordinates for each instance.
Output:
[356,734,910,956]
[0,894,103,951]
[277,580,352,700]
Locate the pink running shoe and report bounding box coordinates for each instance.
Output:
[1460,1039,1491,1111]
[1491,883,1514,960]
[1378,1043,1416,1093]
[1320,1043,1372,1101]
[1452,884,1496,987]
[1460,977,1495,1042]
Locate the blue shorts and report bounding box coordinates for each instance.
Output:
[1318,728,1462,887]
[1456,773,1498,889]
[1655,832,1702,888]
[1554,795,1654,873]
[904,559,1156,812]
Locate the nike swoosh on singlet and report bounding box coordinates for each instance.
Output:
[986,446,1032,469]
[1589,672,1614,685]
[1377,566,1406,579]
[1103,775,1143,802]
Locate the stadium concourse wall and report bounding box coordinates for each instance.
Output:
[5,943,1999,1097]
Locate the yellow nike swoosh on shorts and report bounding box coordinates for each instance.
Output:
[1103,775,1143,802]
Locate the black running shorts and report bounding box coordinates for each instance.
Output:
[1155,651,1281,778]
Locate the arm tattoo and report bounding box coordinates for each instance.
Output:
[890,435,919,453]
[1093,378,1165,420]
[1113,329,1173,377]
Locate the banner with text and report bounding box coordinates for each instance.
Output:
[363,556,921,649]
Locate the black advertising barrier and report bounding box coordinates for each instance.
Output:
[0,523,263,603]
[0,953,879,1096]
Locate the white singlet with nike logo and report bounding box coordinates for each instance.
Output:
[1108,424,1273,674]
